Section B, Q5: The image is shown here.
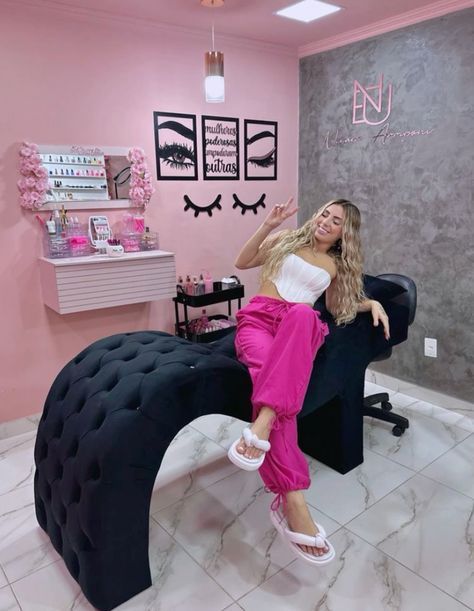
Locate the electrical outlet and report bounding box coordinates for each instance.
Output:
[424,337,437,358]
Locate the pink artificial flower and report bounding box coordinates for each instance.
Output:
[17,141,49,208]
[20,192,33,208]
[128,147,145,164]
[33,165,48,178]
[19,142,39,158]
[17,177,29,191]
[20,160,37,175]
[127,147,154,207]
[131,163,146,176]
[130,186,145,201]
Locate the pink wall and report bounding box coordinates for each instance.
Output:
[0,3,298,423]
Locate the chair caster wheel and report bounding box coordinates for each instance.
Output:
[381,401,392,412]
[392,425,405,437]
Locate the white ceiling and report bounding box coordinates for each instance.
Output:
[15,0,474,52]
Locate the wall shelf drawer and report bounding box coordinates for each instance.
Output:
[39,250,176,314]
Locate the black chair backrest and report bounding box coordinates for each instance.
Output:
[377,274,417,326]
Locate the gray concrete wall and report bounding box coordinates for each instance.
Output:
[299,8,473,403]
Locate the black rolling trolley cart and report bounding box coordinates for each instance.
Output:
[173,278,244,343]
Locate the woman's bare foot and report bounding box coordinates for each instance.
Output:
[236,407,275,460]
[285,491,329,557]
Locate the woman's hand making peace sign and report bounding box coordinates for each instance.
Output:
[263,197,299,229]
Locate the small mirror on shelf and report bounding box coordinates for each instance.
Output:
[105,155,130,201]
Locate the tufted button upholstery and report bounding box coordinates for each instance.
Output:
[34,331,252,611]
[34,302,409,611]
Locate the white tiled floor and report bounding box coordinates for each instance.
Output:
[1,382,473,611]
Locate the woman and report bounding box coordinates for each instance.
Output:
[227,197,390,565]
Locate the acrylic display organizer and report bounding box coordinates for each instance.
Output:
[119,233,142,253]
[140,230,159,251]
[43,223,92,259]
[43,234,70,259]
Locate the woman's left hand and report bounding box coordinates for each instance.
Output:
[370,300,390,340]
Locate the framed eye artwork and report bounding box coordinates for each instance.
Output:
[153,111,198,180]
[244,119,278,181]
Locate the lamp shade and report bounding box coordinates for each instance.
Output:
[205,51,224,103]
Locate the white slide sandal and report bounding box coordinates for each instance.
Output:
[270,507,335,565]
[227,427,271,471]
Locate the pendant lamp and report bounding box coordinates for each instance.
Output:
[204,25,224,103]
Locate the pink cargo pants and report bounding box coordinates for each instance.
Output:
[234,295,329,499]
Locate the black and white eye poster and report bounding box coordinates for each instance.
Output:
[244,119,278,180]
[202,115,239,180]
[154,111,198,180]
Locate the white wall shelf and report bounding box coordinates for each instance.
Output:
[39,200,133,211]
[39,250,176,314]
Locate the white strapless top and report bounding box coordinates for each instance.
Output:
[273,253,331,304]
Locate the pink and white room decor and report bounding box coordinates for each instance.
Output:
[128,146,155,209]
[17,141,49,209]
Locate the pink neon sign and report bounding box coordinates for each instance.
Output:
[352,74,392,126]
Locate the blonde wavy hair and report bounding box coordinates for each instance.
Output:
[261,199,366,325]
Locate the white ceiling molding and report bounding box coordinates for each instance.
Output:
[298,0,474,57]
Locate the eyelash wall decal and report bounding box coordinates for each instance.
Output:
[232,193,266,215]
[184,194,222,217]
[248,148,276,168]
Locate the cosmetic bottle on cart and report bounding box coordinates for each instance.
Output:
[184,275,193,294]
[203,271,213,293]
[198,274,205,295]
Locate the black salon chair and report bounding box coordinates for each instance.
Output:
[363,273,417,436]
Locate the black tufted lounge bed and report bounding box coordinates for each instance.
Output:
[34,299,408,610]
